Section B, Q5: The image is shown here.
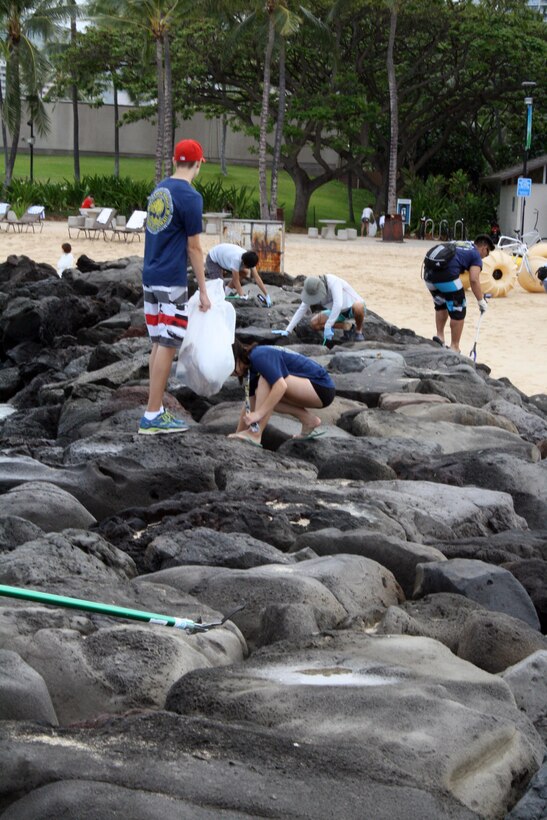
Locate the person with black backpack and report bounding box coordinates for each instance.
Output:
[422,234,494,353]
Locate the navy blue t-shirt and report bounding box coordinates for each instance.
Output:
[430,246,483,284]
[143,177,203,288]
[249,346,335,395]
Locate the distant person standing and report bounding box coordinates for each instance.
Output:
[81,194,95,209]
[379,213,386,237]
[205,242,271,305]
[423,234,494,353]
[56,242,75,277]
[360,205,374,237]
[139,138,211,435]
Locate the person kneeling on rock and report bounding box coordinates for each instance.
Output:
[281,274,366,345]
[228,338,335,447]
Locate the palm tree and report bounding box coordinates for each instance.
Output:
[386,0,399,217]
[0,0,68,187]
[68,0,79,181]
[88,0,186,182]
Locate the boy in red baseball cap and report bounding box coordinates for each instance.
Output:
[139,138,211,434]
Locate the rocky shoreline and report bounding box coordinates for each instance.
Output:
[0,253,545,819]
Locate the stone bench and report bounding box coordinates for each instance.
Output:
[308,227,319,238]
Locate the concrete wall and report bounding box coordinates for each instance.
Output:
[4,100,337,171]
[498,185,547,239]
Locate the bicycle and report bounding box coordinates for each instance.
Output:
[496,209,547,292]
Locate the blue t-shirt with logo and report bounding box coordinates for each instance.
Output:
[143,177,203,287]
[430,246,483,284]
[249,346,334,395]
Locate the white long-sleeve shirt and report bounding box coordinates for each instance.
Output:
[286,273,364,334]
[56,252,75,277]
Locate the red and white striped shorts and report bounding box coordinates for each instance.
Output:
[143,284,188,348]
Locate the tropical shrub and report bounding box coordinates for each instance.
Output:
[403,171,496,237]
[4,175,263,220]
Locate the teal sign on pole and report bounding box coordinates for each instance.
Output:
[517,178,532,197]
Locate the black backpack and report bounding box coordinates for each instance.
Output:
[422,242,457,281]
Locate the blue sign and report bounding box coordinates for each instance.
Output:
[517,178,532,197]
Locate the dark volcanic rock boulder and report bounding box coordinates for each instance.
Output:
[140,554,402,647]
[165,632,543,819]
[392,449,547,528]
[0,649,58,724]
[0,481,96,531]
[457,610,547,673]
[414,558,540,629]
[1,255,546,819]
[502,559,547,632]
[501,651,547,742]
[377,593,486,652]
[144,527,293,572]
[291,527,445,598]
[0,516,43,552]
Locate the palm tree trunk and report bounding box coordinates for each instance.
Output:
[113,78,120,178]
[220,111,227,176]
[162,31,173,176]
[386,2,398,215]
[70,0,80,181]
[0,81,9,178]
[4,46,21,188]
[258,15,275,220]
[269,37,286,220]
[155,38,166,183]
[347,166,355,224]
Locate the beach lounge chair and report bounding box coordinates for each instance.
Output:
[0,203,10,231]
[108,209,147,242]
[4,205,46,233]
[84,207,117,240]
[67,215,86,239]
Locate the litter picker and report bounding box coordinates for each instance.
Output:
[0,584,244,634]
[469,295,491,362]
[245,371,260,434]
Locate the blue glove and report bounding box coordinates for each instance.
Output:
[323,327,335,341]
[265,294,272,308]
[271,329,289,336]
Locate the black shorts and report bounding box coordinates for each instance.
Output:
[312,383,336,407]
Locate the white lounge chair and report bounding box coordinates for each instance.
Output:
[67,214,86,239]
[84,207,117,239]
[108,209,147,242]
[5,205,45,233]
[0,203,10,231]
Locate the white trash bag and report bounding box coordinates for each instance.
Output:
[176,278,236,397]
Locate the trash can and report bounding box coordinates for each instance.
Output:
[382,213,404,243]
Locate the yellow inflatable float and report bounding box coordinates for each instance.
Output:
[459,249,517,297]
[530,241,547,259]
[518,255,547,293]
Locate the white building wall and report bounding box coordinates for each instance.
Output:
[2,100,338,172]
[498,185,547,238]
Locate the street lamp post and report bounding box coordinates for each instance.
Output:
[520,81,536,239]
[27,119,35,184]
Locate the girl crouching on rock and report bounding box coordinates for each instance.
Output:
[229,338,336,447]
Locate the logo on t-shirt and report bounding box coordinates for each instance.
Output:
[147,187,173,234]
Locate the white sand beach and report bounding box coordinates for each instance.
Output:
[1,221,545,396]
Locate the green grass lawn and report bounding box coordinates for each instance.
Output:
[7,153,373,229]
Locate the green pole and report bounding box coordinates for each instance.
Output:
[0,584,242,633]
